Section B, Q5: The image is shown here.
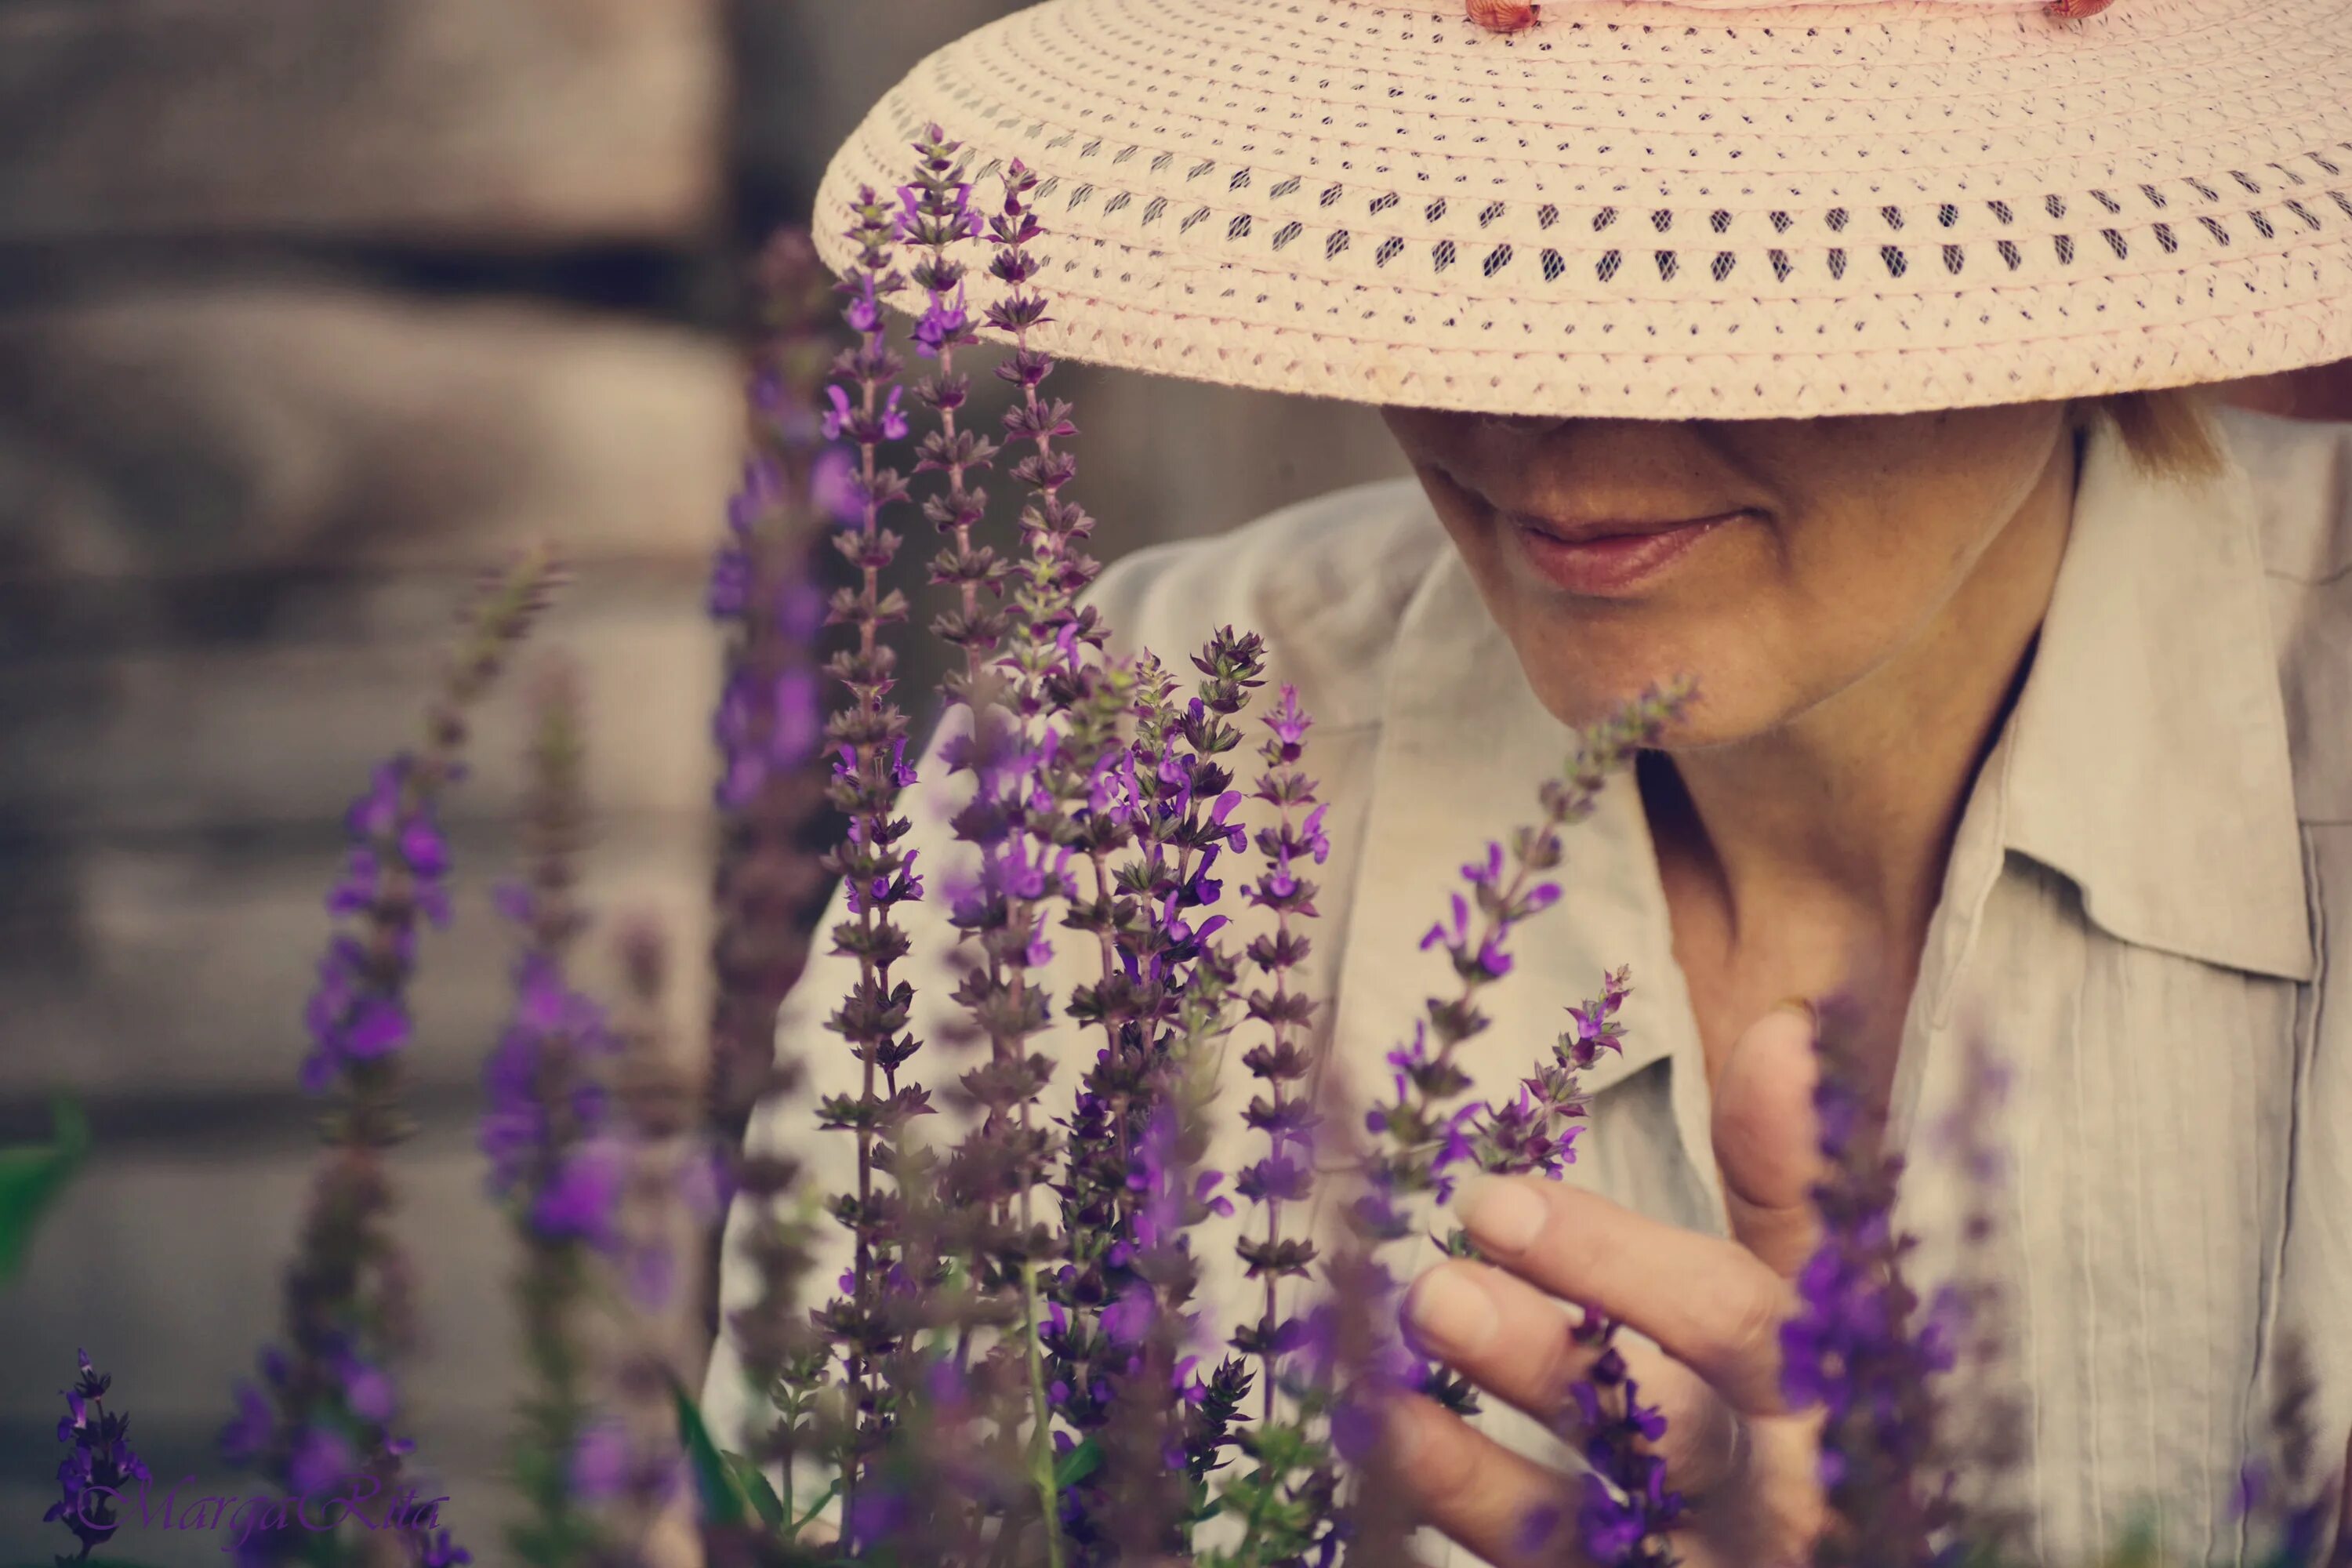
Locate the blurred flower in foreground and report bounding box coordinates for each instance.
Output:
[485,656,622,1567]
[223,546,559,1568]
[1780,991,1958,1568]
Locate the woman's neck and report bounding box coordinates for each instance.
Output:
[1640,423,2082,1007]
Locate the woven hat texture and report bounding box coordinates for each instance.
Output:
[815,0,2352,420]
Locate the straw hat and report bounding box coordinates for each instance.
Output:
[814,0,2352,421]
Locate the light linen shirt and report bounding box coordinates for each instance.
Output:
[708,404,2352,1566]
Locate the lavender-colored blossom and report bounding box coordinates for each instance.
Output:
[1778,992,1958,1568]
[805,171,938,1545]
[570,1418,633,1503]
[1341,680,1694,1568]
[45,1350,148,1563]
[484,662,634,1568]
[482,945,616,1194]
[414,1529,474,1568]
[300,754,457,1094]
[1554,1308,1683,1567]
[1360,678,1694,1251]
[530,1135,628,1247]
[288,1423,357,1497]
[709,229,852,1567]
[1462,965,1630,1188]
[227,551,549,1568]
[221,1378,274,1465]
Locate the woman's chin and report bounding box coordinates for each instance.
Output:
[1526,665,1761,752]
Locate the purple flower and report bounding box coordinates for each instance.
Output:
[1558,1311,1683,1567]
[1345,684,1696,1563]
[336,1349,396,1425]
[1777,996,1955,1566]
[911,284,971,359]
[299,753,460,1095]
[412,1528,472,1567]
[570,1419,633,1502]
[481,942,618,1208]
[1103,1285,1157,1347]
[333,760,453,925]
[532,1138,627,1247]
[221,1379,274,1465]
[1461,841,1506,887]
[819,382,908,445]
[811,445,859,524]
[234,551,554,1568]
[713,665,825,811]
[288,1423,355,1497]
[1419,894,1469,956]
[45,1352,148,1559]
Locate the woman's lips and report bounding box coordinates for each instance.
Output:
[1506,511,1743,596]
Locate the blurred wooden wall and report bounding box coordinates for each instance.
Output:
[0,2,735,1560]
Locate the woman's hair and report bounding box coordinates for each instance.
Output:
[2086,384,2230,485]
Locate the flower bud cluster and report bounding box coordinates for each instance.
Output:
[1337,678,1693,1541]
[1359,677,1693,1244]
[708,230,841,1128]
[47,1349,149,1562]
[481,660,639,1568]
[808,180,935,1526]
[710,229,846,1528]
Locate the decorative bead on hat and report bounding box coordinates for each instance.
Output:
[1465,0,2117,21]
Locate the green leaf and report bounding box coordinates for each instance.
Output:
[670,1374,748,1528]
[792,1479,842,1534]
[1052,1435,1102,1490]
[724,1450,789,1530]
[0,1098,89,1285]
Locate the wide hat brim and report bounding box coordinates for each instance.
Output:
[815,0,2352,421]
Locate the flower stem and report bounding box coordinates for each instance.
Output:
[1019,1249,1066,1568]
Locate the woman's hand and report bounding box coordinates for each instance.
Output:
[1388,1002,1832,1568]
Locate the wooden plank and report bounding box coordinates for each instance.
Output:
[0,816,721,1099]
[0,0,724,244]
[0,1123,515,1418]
[0,594,733,833]
[0,554,715,666]
[0,281,745,582]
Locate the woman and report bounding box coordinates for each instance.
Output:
[710,1,2352,1563]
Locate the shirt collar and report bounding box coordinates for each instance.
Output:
[1998,409,2314,984]
[1325,412,2314,1117]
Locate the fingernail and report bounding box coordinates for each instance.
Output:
[1406,1266,1499,1357]
[1461,1177,1546,1256]
[1770,995,1819,1031]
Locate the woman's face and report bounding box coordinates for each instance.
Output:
[1378,401,2085,748]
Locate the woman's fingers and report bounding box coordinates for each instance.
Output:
[1710,1000,1831,1279]
[1386,1392,1590,1568]
[1403,1258,1747,1493]
[1457,1176,1796,1418]
[1403,1260,1592,1415]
